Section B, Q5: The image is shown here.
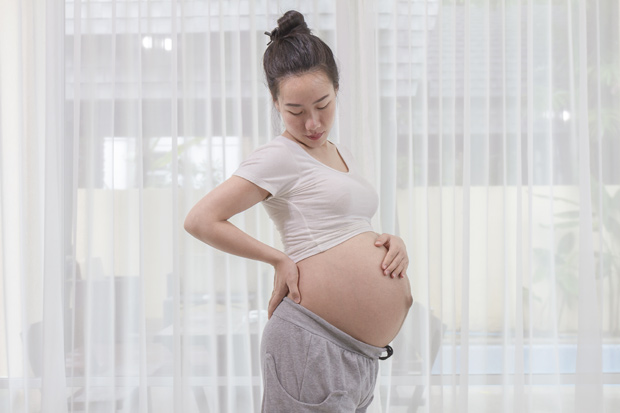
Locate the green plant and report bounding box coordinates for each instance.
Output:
[532,183,620,334]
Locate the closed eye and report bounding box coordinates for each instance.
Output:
[288,111,302,116]
[318,102,330,110]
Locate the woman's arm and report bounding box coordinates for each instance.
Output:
[184,176,300,317]
[185,176,278,263]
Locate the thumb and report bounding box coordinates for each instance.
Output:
[375,233,389,246]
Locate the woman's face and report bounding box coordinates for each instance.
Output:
[274,70,337,149]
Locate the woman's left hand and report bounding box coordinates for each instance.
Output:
[374,233,409,279]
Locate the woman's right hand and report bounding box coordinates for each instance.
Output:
[268,256,301,319]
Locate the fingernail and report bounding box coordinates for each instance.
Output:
[382,264,387,270]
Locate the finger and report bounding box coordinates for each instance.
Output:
[386,255,405,277]
[392,262,405,279]
[267,297,276,319]
[386,254,403,273]
[401,259,409,277]
[383,251,399,274]
[267,287,287,319]
[374,233,390,247]
[382,246,398,269]
[267,296,277,319]
[287,275,301,303]
[267,295,281,319]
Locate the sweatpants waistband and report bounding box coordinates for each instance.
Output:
[273,297,390,360]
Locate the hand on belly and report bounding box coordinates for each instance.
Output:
[293,232,413,347]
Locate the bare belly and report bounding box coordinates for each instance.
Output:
[289,232,413,347]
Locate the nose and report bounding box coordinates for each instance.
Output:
[305,111,321,131]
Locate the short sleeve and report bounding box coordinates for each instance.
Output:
[233,140,297,198]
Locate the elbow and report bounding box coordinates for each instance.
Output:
[183,216,192,235]
[184,209,218,241]
[184,210,200,237]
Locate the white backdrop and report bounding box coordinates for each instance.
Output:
[1,0,619,412]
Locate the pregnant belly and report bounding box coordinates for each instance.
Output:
[290,231,413,348]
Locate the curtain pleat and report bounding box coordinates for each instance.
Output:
[136,1,148,411]
[42,0,68,409]
[1,0,618,412]
[459,1,472,411]
[575,1,603,410]
[67,1,81,411]
[512,1,526,411]
[1,1,26,411]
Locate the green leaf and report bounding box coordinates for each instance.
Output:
[557,232,575,253]
[533,248,551,262]
[556,211,581,220]
[599,182,617,212]
[532,193,579,206]
[594,251,620,260]
[523,287,542,304]
[595,255,615,279]
[557,272,579,296]
[532,248,552,282]
[613,189,620,210]
[551,221,580,230]
[603,215,620,241]
[533,267,548,283]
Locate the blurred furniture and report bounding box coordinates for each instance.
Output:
[391,302,446,412]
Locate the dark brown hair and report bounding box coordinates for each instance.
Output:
[263,10,339,101]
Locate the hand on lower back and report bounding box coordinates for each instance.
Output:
[268,256,301,319]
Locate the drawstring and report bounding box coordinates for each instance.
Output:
[379,345,393,360]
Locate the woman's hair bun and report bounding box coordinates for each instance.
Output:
[265,10,310,45]
[277,10,310,37]
[263,10,339,100]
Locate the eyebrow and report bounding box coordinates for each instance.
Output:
[284,94,330,107]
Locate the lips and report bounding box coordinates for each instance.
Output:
[306,132,323,140]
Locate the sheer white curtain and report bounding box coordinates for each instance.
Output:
[1,0,618,412]
[1,0,68,411]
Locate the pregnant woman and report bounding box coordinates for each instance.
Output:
[184,10,412,412]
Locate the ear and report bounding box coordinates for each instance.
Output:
[274,99,281,112]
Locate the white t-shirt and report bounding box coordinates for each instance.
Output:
[233,135,379,263]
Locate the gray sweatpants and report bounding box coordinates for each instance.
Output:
[261,297,392,412]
